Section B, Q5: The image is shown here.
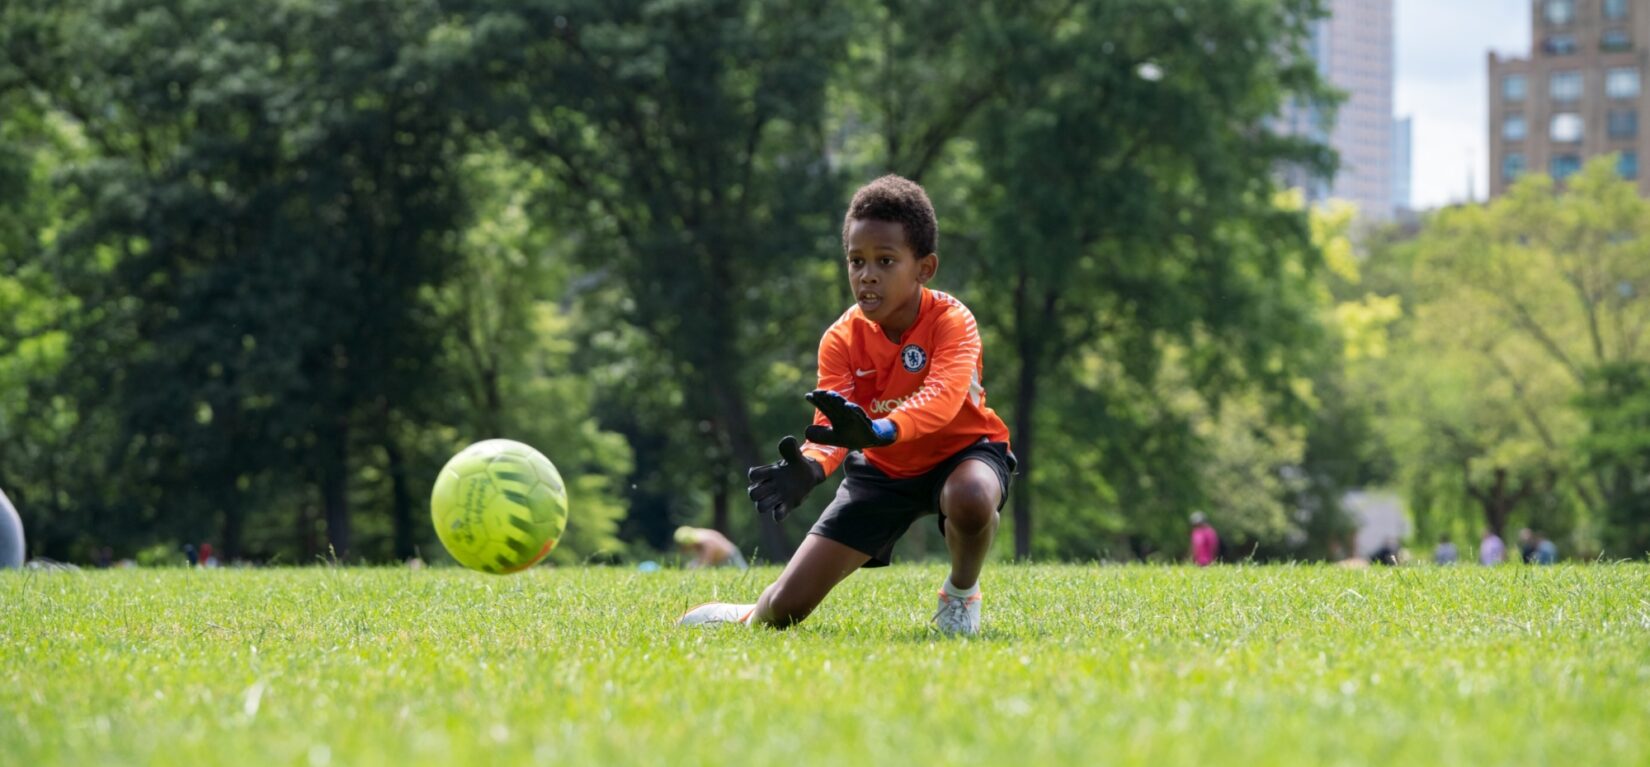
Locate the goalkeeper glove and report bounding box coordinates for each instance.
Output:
[746,436,824,522]
[803,389,897,449]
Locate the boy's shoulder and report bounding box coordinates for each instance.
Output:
[924,290,980,334]
[926,289,973,316]
[824,304,861,335]
[823,289,977,338]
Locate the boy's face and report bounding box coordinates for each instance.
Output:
[844,218,936,325]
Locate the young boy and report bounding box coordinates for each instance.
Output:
[678,174,1013,635]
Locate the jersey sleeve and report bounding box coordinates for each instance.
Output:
[884,304,980,442]
[800,320,855,476]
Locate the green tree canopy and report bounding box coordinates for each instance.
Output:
[1373,158,1650,554]
[963,0,1336,558]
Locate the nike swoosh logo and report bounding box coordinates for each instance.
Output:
[855,368,876,377]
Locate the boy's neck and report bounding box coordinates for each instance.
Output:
[876,287,925,342]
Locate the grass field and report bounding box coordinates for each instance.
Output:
[2,564,1647,766]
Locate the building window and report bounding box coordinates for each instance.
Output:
[1607,68,1640,99]
[1609,109,1638,138]
[1621,152,1639,180]
[1552,154,1582,180]
[1603,29,1632,52]
[1546,0,1575,25]
[1504,74,1527,101]
[1504,153,1526,182]
[1551,71,1583,101]
[1551,112,1584,142]
[1606,0,1629,20]
[1504,114,1527,141]
[1545,35,1578,55]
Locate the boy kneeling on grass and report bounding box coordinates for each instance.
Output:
[679,175,1014,635]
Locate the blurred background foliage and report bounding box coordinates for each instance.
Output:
[1,0,1645,565]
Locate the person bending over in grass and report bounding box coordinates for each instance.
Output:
[679,174,1014,635]
[674,526,748,570]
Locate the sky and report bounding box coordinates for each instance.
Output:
[1395,0,1531,209]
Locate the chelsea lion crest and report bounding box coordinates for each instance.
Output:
[900,344,927,373]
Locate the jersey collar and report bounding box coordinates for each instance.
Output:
[867,287,930,345]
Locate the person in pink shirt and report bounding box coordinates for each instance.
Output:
[1190,512,1220,566]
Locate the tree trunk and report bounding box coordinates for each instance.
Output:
[1481,469,1511,540]
[712,460,731,535]
[322,418,351,562]
[386,434,414,560]
[1012,353,1038,560]
[1469,467,1541,540]
[1009,266,1047,561]
[1128,534,1154,562]
[711,379,791,559]
[697,232,789,559]
[300,493,319,562]
[221,501,243,562]
[480,362,502,437]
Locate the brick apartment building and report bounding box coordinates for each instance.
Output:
[1489,0,1648,197]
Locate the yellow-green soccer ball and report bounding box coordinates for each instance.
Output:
[431,439,569,574]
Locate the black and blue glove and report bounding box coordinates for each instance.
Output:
[804,390,897,449]
[747,436,825,522]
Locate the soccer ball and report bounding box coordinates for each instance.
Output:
[431,439,569,574]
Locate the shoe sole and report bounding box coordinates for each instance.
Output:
[677,602,755,626]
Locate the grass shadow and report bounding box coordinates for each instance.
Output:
[803,621,1042,644]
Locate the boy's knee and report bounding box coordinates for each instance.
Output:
[946,503,997,537]
[941,468,1000,536]
[760,581,819,628]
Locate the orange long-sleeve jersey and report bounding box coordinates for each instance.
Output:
[800,288,1011,479]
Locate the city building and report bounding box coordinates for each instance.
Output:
[1392,116,1412,212]
[1280,0,1399,219]
[1489,0,1646,197]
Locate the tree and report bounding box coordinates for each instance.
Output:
[478,0,852,556]
[1,0,490,560]
[0,87,107,558]
[833,0,1078,182]
[1575,362,1650,557]
[425,152,632,564]
[964,0,1335,557]
[1379,158,1650,551]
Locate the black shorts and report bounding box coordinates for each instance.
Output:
[809,439,1015,568]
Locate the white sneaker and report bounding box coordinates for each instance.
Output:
[678,602,755,627]
[931,589,981,635]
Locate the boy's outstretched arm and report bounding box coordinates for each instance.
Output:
[799,319,857,473]
[804,390,897,448]
[746,436,824,522]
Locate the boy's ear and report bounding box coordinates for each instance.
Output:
[917,253,938,283]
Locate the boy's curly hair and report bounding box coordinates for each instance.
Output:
[842,174,937,256]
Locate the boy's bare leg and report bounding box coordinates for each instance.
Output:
[939,460,1003,590]
[751,534,870,628]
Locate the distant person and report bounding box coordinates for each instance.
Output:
[199,542,216,568]
[678,175,1015,635]
[1479,529,1505,566]
[1517,527,1537,564]
[1369,538,1399,566]
[674,526,748,570]
[1433,536,1458,565]
[1190,512,1220,567]
[183,543,198,567]
[1535,534,1557,565]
